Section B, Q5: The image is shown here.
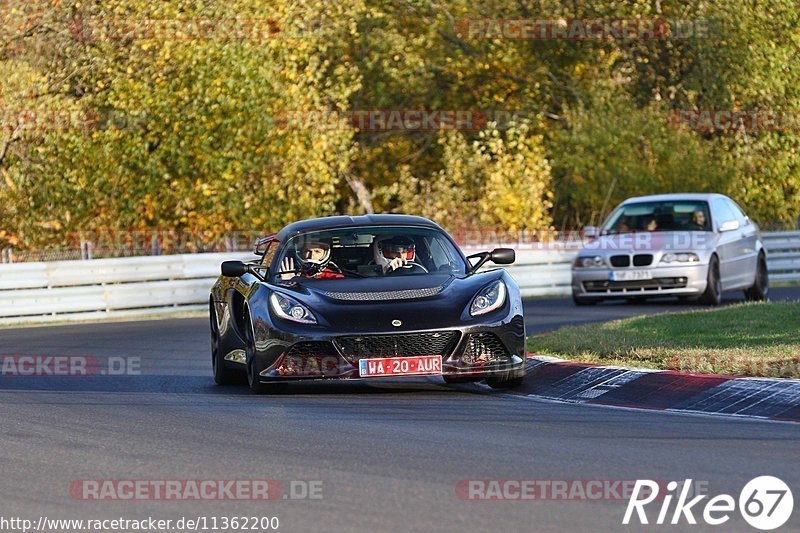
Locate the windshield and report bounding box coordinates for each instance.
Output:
[271,226,466,281]
[602,200,712,234]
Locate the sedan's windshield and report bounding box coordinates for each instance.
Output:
[271,226,466,281]
[602,200,712,234]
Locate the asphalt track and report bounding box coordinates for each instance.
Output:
[2,289,799,532]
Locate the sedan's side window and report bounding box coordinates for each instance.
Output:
[712,198,737,227]
[725,199,748,225]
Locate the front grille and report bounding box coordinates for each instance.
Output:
[610,255,630,267]
[334,331,460,364]
[633,254,653,266]
[284,341,338,357]
[583,277,688,293]
[323,287,443,301]
[461,333,511,365]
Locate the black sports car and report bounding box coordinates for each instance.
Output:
[210,214,526,393]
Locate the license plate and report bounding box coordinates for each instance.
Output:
[610,270,653,281]
[358,355,442,377]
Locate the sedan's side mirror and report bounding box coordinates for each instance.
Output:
[490,248,515,265]
[583,226,598,239]
[221,261,249,277]
[718,220,740,233]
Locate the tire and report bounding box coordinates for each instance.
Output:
[244,309,287,395]
[211,303,239,385]
[572,293,598,306]
[443,375,481,384]
[485,375,525,390]
[699,256,722,306]
[744,253,769,301]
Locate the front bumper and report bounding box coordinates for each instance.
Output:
[571,263,708,299]
[246,314,526,383]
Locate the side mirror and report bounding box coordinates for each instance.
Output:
[490,248,515,265]
[718,220,740,233]
[583,226,597,239]
[221,261,249,277]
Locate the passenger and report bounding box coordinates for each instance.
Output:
[645,217,658,232]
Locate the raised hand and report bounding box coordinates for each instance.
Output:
[280,256,297,280]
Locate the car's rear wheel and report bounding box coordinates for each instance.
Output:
[211,303,239,385]
[744,253,769,301]
[699,256,722,306]
[244,309,287,395]
[485,374,525,390]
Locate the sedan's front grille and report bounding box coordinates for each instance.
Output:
[610,255,630,267]
[633,254,653,266]
[461,333,511,365]
[583,277,688,293]
[334,331,460,364]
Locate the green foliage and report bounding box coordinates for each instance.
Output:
[2,0,800,250]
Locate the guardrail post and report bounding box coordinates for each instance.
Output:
[80,241,93,260]
[151,237,161,256]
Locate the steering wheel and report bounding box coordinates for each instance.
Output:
[385,261,429,275]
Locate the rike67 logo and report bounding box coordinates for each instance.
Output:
[624,476,794,530]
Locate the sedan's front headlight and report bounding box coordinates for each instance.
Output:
[574,255,605,268]
[269,292,317,324]
[469,280,507,317]
[661,252,700,264]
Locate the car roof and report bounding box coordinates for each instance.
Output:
[621,193,728,204]
[276,214,445,240]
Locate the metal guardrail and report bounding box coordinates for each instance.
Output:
[0,232,797,324]
[762,231,800,284]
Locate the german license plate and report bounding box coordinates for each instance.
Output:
[610,270,653,281]
[358,355,442,377]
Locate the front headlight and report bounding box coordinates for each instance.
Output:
[469,280,507,317]
[661,252,699,264]
[269,292,317,324]
[574,255,605,268]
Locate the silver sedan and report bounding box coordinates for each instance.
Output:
[571,193,768,305]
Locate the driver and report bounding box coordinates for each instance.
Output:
[374,236,416,274]
[279,239,343,280]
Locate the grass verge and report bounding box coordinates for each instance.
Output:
[527,301,800,378]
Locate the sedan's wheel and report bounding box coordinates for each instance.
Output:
[211,304,239,385]
[699,256,722,306]
[572,293,598,306]
[485,375,525,390]
[744,253,769,301]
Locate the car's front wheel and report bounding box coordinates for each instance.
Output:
[244,310,287,395]
[485,375,525,390]
[699,256,722,306]
[443,375,481,384]
[744,253,769,301]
